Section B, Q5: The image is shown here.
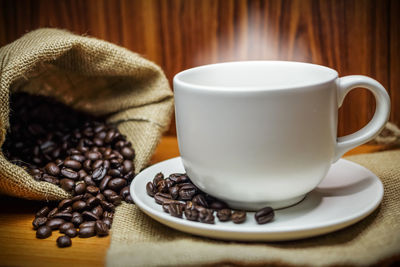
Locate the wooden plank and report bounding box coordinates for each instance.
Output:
[0,0,395,136]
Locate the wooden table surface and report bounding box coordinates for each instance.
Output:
[0,136,389,267]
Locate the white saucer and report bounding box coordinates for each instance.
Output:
[130,157,383,241]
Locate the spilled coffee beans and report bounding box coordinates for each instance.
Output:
[3,93,136,248]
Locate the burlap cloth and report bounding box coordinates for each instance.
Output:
[0,28,173,200]
[107,150,400,266]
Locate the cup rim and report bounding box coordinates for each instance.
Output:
[173,60,339,92]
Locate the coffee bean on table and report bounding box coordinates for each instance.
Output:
[32,217,48,229]
[95,220,109,236]
[231,211,247,224]
[53,212,73,221]
[65,227,78,238]
[216,209,232,222]
[35,206,50,218]
[59,222,74,233]
[255,207,274,224]
[47,207,58,218]
[57,235,72,248]
[82,211,99,221]
[36,225,52,239]
[79,226,96,238]
[71,214,84,227]
[46,218,65,230]
[58,199,73,210]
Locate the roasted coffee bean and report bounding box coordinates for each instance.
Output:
[46,218,65,230]
[164,178,175,188]
[179,184,197,200]
[42,174,59,185]
[185,201,194,211]
[154,192,172,205]
[36,225,52,239]
[107,178,127,191]
[103,189,117,198]
[119,186,130,198]
[53,212,73,221]
[62,206,73,213]
[63,159,82,170]
[231,211,246,224]
[162,204,170,213]
[84,176,96,186]
[57,235,72,248]
[83,159,92,171]
[86,151,102,161]
[168,203,183,218]
[92,166,107,181]
[71,214,84,227]
[74,182,86,195]
[65,227,78,238]
[216,209,232,222]
[78,169,88,179]
[120,147,135,160]
[86,185,99,195]
[146,182,157,197]
[95,220,109,236]
[156,180,168,193]
[96,193,106,201]
[79,226,96,238]
[255,207,274,224]
[70,154,85,162]
[47,207,59,218]
[169,173,189,184]
[72,200,86,211]
[125,194,134,204]
[83,192,94,201]
[153,172,164,186]
[103,218,112,229]
[184,209,199,221]
[32,216,48,229]
[58,199,73,210]
[35,206,50,218]
[199,210,215,224]
[45,162,60,176]
[82,211,99,221]
[209,200,228,210]
[71,194,83,202]
[61,167,79,180]
[92,159,104,169]
[92,205,103,217]
[86,197,101,208]
[108,195,122,205]
[121,160,133,174]
[100,201,115,211]
[60,178,75,192]
[59,222,74,233]
[79,221,96,228]
[192,194,208,208]
[108,168,121,177]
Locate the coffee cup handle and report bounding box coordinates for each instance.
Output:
[334,75,391,162]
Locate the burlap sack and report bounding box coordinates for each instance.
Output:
[0,28,173,200]
[107,150,400,266]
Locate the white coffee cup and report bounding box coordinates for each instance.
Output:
[173,61,390,210]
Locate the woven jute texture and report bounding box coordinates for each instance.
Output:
[107,150,400,266]
[0,28,173,200]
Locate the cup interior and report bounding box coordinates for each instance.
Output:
[174,61,338,90]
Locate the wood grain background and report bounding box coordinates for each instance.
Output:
[1,0,399,136]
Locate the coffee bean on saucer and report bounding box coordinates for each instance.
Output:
[184,209,199,221]
[178,184,197,200]
[146,182,157,197]
[216,209,232,222]
[255,207,274,224]
[36,225,52,239]
[168,203,183,218]
[153,172,164,186]
[232,211,246,224]
[199,209,215,224]
[57,235,72,248]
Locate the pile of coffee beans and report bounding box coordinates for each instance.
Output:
[3,93,135,247]
[146,173,275,224]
